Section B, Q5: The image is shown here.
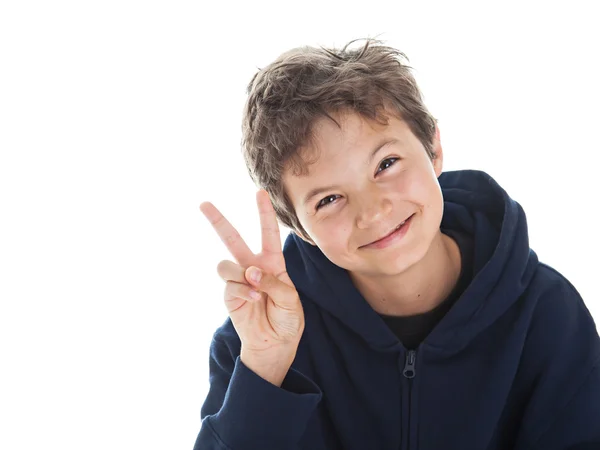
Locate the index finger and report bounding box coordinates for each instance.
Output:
[256,189,282,255]
[199,202,255,266]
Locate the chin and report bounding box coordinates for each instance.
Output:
[373,256,420,277]
[367,237,432,276]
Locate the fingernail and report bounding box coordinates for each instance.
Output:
[249,267,262,283]
[249,290,261,300]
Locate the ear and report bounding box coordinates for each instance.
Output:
[432,123,444,178]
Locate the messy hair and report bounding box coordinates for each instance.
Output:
[241,38,437,241]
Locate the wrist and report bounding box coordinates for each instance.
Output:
[240,347,296,387]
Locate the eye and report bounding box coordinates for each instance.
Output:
[316,194,341,210]
[376,157,399,174]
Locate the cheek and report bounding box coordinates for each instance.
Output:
[391,173,413,195]
[404,166,439,202]
[413,172,444,223]
[309,217,353,252]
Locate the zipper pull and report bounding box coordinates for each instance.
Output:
[403,350,416,379]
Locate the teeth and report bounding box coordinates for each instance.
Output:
[396,220,406,229]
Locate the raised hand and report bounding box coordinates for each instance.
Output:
[199,190,305,386]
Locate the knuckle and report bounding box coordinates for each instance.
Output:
[224,281,240,297]
[223,282,234,300]
[223,231,241,247]
[211,214,226,227]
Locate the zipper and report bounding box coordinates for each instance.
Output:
[403,350,416,379]
[402,350,417,450]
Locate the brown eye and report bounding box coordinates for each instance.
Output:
[316,194,340,210]
[376,157,399,174]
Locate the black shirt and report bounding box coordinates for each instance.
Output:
[379,228,474,349]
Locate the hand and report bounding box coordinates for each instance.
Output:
[199,190,305,385]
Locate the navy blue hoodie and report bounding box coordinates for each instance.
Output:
[194,170,600,450]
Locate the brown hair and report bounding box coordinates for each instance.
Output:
[241,38,437,241]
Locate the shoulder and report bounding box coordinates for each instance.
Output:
[525,262,600,366]
[529,263,593,328]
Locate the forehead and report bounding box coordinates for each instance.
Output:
[282,112,371,188]
[309,111,387,155]
[291,110,410,174]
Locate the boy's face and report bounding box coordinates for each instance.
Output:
[283,110,445,277]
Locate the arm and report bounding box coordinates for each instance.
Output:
[193,336,322,450]
[196,192,322,448]
[516,268,600,450]
[529,362,600,450]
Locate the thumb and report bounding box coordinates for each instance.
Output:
[245,266,298,309]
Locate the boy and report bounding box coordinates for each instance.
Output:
[194,39,600,449]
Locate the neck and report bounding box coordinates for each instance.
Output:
[350,230,462,317]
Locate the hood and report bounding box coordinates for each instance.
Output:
[283,169,539,356]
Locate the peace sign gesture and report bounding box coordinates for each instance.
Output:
[199,190,305,386]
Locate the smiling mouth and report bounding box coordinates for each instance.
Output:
[362,214,415,247]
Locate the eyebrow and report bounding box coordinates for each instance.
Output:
[301,138,397,206]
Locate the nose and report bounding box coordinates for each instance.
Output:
[355,192,392,229]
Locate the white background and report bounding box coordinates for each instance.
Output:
[1,1,598,449]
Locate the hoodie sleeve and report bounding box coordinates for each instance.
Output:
[518,267,600,450]
[531,362,600,450]
[193,335,323,450]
